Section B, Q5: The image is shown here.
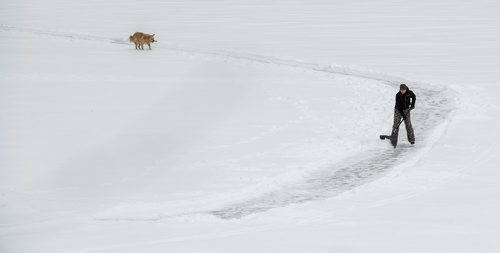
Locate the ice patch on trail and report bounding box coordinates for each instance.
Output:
[215,90,455,218]
[209,86,455,219]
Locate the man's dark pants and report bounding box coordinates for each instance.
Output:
[392,109,415,143]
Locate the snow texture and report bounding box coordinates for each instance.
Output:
[1,0,500,252]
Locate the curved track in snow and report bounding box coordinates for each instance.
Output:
[211,87,453,219]
[1,24,455,219]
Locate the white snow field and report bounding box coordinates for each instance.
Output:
[1,0,500,252]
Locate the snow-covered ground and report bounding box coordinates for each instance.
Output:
[1,0,500,252]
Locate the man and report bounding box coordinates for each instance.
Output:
[392,84,416,144]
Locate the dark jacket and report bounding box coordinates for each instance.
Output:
[395,89,416,117]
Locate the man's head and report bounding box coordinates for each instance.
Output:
[400,84,408,94]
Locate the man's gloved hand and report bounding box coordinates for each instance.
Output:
[411,105,415,110]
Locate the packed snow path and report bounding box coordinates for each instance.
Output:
[1,25,455,219]
[212,88,453,218]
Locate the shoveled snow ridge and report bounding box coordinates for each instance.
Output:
[1,24,456,219]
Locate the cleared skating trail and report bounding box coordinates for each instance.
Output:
[211,88,453,219]
[1,25,456,219]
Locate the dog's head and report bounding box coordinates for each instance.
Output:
[151,34,157,43]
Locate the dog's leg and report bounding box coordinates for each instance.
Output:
[148,43,151,50]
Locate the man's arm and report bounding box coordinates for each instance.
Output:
[410,91,416,109]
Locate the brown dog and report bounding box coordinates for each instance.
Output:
[129,32,156,50]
